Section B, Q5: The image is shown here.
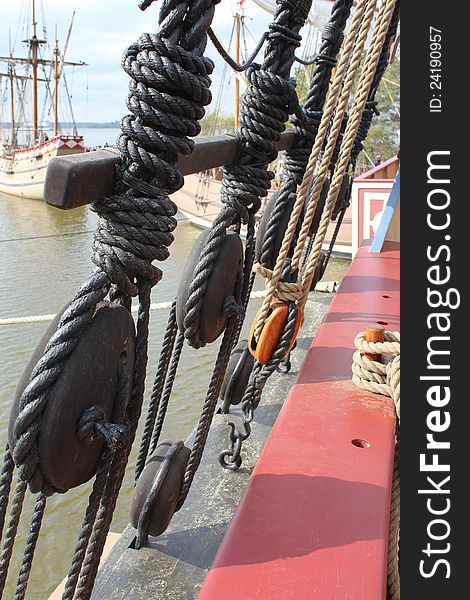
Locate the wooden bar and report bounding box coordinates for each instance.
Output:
[44,130,296,210]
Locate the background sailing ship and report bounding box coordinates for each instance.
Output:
[0,0,86,200]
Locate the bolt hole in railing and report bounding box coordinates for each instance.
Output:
[381,295,392,299]
[351,439,370,449]
[376,320,388,326]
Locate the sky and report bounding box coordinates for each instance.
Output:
[0,0,307,123]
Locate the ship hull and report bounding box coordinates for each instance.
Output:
[172,172,354,256]
[0,136,85,200]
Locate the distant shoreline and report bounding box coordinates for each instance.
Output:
[0,122,120,129]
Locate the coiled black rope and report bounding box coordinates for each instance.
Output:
[136,0,314,511]
[0,1,221,598]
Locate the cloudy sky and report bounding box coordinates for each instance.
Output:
[1,0,316,123]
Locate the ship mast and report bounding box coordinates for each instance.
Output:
[9,34,16,147]
[9,64,15,147]
[234,13,241,131]
[29,0,46,144]
[54,30,59,137]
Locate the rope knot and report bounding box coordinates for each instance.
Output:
[77,405,128,452]
[253,262,302,303]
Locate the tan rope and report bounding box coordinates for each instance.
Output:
[352,329,400,600]
[253,0,373,340]
[299,0,398,310]
[290,0,378,272]
[252,263,303,302]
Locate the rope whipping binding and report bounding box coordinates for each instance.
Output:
[352,330,400,600]
[220,0,400,469]
[0,0,220,597]
[134,0,315,505]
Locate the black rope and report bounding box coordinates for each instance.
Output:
[217,0,355,463]
[149,332,185,455]
[0,449,14,543]
[13,493,47,600]
[0,481,27,597]
[259,0,354,270]
[1,0,221,597]
[134,0,314,517]
[182,0,312,350]
[178,313,240,506]
[62,449,114,600]
[219,302,298,470]
[135,301,179,480]
[208,27,267,71]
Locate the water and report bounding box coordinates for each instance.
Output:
[0,130,350,598]
[79,128,122,150]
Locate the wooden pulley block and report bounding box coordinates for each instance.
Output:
[176,228,243,346]
[130,441,191,542]
[255,191,296,270]
[248,301,303,365]
[332,173,351,218]
[220,340,255,412]
[309,178,330,237]
[310,251,328,291]
[9,302,135,493]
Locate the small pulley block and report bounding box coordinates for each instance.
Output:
[248,300,303,365]
[255,191,296,270]
[309,178,330,237]
[219,340,255,412]
[130,440,191,545]
[9,301,135,493]
[310,251,328,291]
[176,228,243,346]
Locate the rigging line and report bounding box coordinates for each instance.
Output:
[360,147,376,167]
[0,213,225,244]
[294,54,318,65]
[382,78,400,117]
[208,27,267,71]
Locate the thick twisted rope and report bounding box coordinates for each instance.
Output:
[137,0,314,503]
[0,449,14,542]
[299,0,398,306]
[253,0,373,340]
[257,0,354,271]
[8,0,218,498]
[351,1,401,164]
[351,329,400,600]
[351,331,400,397]
[13,493,47,600]
[134,301,178,480]
[1,2,221,598]
[0,481,27,597]
[181,0,312,349]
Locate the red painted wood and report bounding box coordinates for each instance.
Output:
[198,242,400,600]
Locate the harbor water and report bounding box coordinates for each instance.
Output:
[0,129,350,598]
